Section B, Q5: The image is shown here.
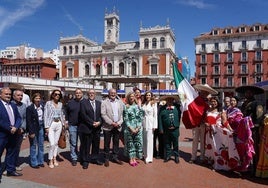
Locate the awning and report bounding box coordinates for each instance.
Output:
[23,84,60,91]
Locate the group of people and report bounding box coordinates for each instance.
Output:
[0,82,267,184]
[189,84,268,178]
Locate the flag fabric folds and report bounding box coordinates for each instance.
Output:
[172,62,207,129]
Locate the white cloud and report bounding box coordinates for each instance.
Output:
[61,6,83,32]
[0,0,45,36]
[176,0,215,9]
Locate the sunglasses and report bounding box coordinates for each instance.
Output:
[54,93,61,96]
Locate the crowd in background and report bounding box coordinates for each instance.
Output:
[0,83,268,184]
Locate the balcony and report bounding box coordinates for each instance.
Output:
[253,57,263,62]
[239,70,248,76]
[224,45,234,52]
[253,43,264,50]
[238,57,248,63]
[212,46,221,52]
[212,71,221,76]
[198,47,207,54]
[212,59,220,64]
[224,58,234,64]
[225,71,234,75]
[239,44,248,51]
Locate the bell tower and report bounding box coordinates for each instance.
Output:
[104,8,120,44]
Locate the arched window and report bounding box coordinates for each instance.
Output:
[152,38,157,49]
[131,62,137,75]
[160,37,165,48]
[63,46,67,55]
[96,64,101,75]
[85,64,90,76]
[75,45,79,54]
[119,62,124,75]
[69,46,73,55]
[107,63,112,75]
[144,38,149,49]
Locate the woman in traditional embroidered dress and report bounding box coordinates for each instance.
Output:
[204,97,240,171]
[255,115,268,178]
[142,91,158,164]
[123,92,145,166]
[223,96,255,172]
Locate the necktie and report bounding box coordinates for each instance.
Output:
[91,101,96,120]
[6,103,15,125]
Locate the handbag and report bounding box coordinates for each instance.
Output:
[58,127,67,149]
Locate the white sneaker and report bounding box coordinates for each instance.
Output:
[16,166,23,171]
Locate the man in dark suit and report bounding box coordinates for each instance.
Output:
[0,87,22,183]
[79,88,103,169]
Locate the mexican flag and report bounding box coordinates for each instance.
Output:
[173,62,207,129]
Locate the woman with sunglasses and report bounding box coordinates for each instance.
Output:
[44,89,65,168]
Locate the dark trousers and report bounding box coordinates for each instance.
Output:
[0,134,9,180]
[164,128,179,159]
[79,132,93,164]
[91,129,101,160]
[103,128,120,161]
[153,129,164,158]
[15,133,23,167]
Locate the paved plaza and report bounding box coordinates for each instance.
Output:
[1,126,267,188]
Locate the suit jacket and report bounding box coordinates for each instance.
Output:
[0,100,22,136]
[101,98,124,131]
[26,104,44,135]
[79,98,102,134]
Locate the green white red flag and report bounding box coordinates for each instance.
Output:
[172,62,207,129]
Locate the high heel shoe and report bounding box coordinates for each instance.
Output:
[129,161,136,167]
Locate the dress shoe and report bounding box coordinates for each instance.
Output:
[175,156,180,164]
[82,162,89,169]
[113,159,123,165]
[7,171,23,177]
[71,160,77,166]
[38,164,45,167]
[104,160,109,167]
[30,165,40,169]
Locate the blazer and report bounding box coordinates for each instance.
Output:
[79,98,102,134]
[101,98,124,131]
[26,104,44,135]
[0,100,22,135]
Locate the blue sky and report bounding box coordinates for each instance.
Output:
[0,0,267,75]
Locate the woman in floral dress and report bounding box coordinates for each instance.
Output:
[123,92,145,167]
[204,96,240,171]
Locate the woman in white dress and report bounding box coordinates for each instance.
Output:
[142,91,158,164]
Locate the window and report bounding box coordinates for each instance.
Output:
[201,78,206,85]
[242,40,247,49]
[227,77,233,87]
[214,65,219,74]
[226,28,232,34]
[151,64,157,75]
[227,53,233,62]
[256,63,262,73]
[214,77,219,87]
[160,37,165,48]
[132,62,137,75]
[256,39,261,48]
[152,38,157,49]
[214,54,219,63]
[255,76,262,83]
[69,46,73,55]
[85,64,90,76]
[107,63,112,75]
[255,51,262,61]
[144,39,149,49]
[95,64,100,75]
[201,54,206,63]
[63,46,67,55]
[213,30,218,35]
[31,65,35,72]
[227,65,233,74]
[119,63,124,75]
[240,27,246,32]
[255,25,260,31]
[214,43,219,50]
[201,66,206,75]
[241,77,247,85]
[67,68,73,78]
[241,52,247,61]
[227,42,232,50]
[241,64,247,74]
[201,44,206,51]
[75,45,79,54]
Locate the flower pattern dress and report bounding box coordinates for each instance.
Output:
[204,110,240,171]
[123,104,145,159]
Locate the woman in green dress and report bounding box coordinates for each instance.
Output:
[123,92,145,166]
